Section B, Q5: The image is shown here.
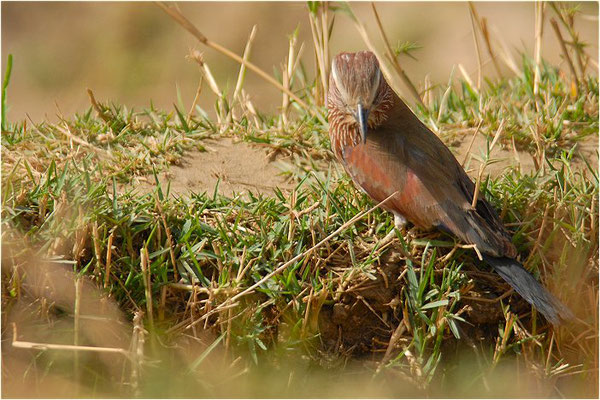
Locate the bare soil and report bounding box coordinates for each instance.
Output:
[128,138,295,197]
[316,242,530,359]
[451,132,598,178]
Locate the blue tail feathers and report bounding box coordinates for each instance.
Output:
[483,256,574,325]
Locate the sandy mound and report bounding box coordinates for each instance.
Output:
[130,138,295,197]
[125,133,596,199]
[453,133,598,177]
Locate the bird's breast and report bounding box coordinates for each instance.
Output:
[328,121,361,161]
[340,135,436,229]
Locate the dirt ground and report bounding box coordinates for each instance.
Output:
[452,133,598,177]
[128,137,295,197]
[127,133,598,198]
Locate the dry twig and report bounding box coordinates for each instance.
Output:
[550,18,579,85]
[370,2,424,106]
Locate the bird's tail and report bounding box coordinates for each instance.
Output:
[483,256,574,325]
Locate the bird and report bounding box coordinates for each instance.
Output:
[326,50,573,325]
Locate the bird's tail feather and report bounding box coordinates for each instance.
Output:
[483,256,574,325]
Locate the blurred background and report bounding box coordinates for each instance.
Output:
[2,2,598,122]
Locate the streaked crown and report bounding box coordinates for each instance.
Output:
[329,51,382,109]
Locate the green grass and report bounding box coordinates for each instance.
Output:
[1,54,13,133]
[2,13,598,399]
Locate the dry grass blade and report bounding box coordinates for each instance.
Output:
[458,63,477,93]
[523,203,551,269]
[308,4,329,105]
[55,122,112,158]
[87,88,112,124]
[130,311,145,395]
[140,247,154,331]
[550,3,589,78]
[370,2,424,106]
[480,17,502,78]
[461,119,484,166]
[281,32,303,128]
[437,83,453,126]
[229,25,258,123]
[471,119,505,208]
[533,1,545,96]
[190,51,221,97]
[348,4,413,105]
[156,2,309,110]
[469,4,502,79]
[422,73,433,108]
[12,323,129,357]
[489,25,521,75]
[321,5,330,92]
[550,18,580,85]
[189,50,226,126]
[155,195,178,282]
[468,2,484,89]
[105,228,115,289]
[377,318,406,372]
[92,221,103,276]
[233,25,258,103]
[187,77,203,123]
[74,277,82,386]
[240,88,261,129]
[492,313,516,365]
[167,301,240,335]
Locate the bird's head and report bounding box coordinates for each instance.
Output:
[328,51,393,144]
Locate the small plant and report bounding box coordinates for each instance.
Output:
[2,54,13,132]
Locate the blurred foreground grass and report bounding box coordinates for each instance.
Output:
[2,3,599,398]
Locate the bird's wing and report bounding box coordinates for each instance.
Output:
[342,118,516,258]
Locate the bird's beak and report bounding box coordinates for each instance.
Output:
[357,103,369,144]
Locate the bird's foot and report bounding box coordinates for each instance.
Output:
[392,214,415,243]
[373,214,409,249]
[404,227,418,243]
[378,229,397,247]
[393,214,407,231]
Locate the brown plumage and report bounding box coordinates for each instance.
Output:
[327,51,572,325]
